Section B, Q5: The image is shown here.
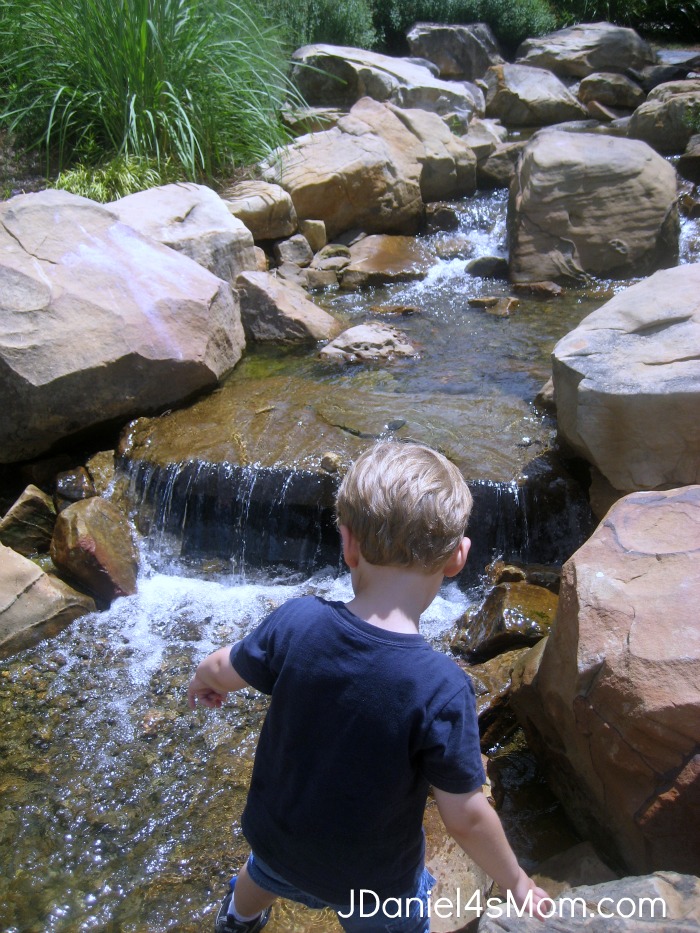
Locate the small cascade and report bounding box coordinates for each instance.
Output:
[122,450,593,583]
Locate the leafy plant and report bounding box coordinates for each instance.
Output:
[0,0,305,180]
[52,154,181,201]
[264,0,378,49]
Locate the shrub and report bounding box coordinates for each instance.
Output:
[0,0,304,180]
[370,0,557,55]
[553,0,700,40]
[264,0,378,49]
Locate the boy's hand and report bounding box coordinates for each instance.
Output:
[510,869,552,920]
[188,673,227,709]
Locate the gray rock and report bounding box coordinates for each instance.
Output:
[508,131,678,283]
[236,271,340,343]
[406,22,504,81]
[319,323,417,362]
[273,233,314,268]
[516,22,656,79]
[552,264,700,492]
[578,72,646,109]
[629,80,700,153]
[0,485,56,556]
[483,63,588,126]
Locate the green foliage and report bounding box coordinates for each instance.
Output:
[0,0,305,179]
[370,0,557,55]
[553,0,700,39]
[52,154,181,201]
[264,0,378,49]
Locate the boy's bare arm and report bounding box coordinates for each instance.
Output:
[433,786,550,916]
[187,646,250,709]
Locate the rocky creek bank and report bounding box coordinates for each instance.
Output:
[1,18,700,928]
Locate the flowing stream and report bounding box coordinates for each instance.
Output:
[2,187,699,932]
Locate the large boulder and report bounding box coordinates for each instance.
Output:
[50,497,139,605]
[510,486,700,876]
[236,271,340,343]
[516,22,656,78]
[577,72,646,110]
[261,98,425,238]
[0,543,95,658]
[0,189,245,464]
[552,264,700,493]
[629,79,700,154]
[290,44,484,119]
[482,64,588,126]
[508,131,678,284]
[406,22,504,81]
[108,182,257,285]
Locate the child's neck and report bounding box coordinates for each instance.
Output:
[345,560,443,634]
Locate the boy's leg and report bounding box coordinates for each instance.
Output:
[232,861,278,917]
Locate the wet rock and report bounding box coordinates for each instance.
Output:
[508,132,678,284]
[511,486,700,875]
[452,581,557,663]
[406,22,504,82]
[319,323,417,363]
[629,79,700,153]
[310,244,352,273]
[468,296,519,317]
[424,203,461,233]
[552,264,700,492]
[108,182,257,285]
[223,180,297,241]
[85,451,116,497]
[512,281,563,299]
[433,232,473,260]
[466,255,508,278]
[273,233,313,268]
[577,72,645,110]
[54,467,96,511]
[0,543,95,658]
[482,64,587,127]
[515,22,656,79]
[290,44,484,118]
[0,486,56,556]
[678,133,700,184]
[236,271,340,343]
[50,497,139,605]
[0,189,245,465]
[340,235,437,289]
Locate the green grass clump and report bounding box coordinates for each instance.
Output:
[52,155,182,202]
[0,0,304,180]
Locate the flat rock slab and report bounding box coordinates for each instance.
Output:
[340,235,438,288]
[552,263,700,492]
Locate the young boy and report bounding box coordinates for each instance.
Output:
[188,442,549,933]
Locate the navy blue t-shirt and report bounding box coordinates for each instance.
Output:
[230,595,484,904]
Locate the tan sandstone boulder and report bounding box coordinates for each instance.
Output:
[511,486,700,875]
[340,235,437,289]
[515,22,656,79]
[262,98,425,239]
[508,131,678,283]
[629,79,700,153]
[482,63,588,126]
[0,189,245,464]
[552,264,700,492]
[50,497,139,605]
[224,181,298,241]
[236,271,340,343]
[108,182,257,285]
[0,543,95,658]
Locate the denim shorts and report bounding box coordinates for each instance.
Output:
[244,851,436,933]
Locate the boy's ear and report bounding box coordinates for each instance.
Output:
[339,525,361,569]
[443,536,471,578]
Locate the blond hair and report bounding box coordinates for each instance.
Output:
[335,442,472,573]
